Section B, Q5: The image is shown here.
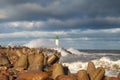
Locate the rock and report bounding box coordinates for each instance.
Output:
[52,63,65,79]
[91,67,105,80]
[28,54,44,71]
[103,76,110,80]
[17,72,49,80]
[15,50,22,57]
[22,48,28,55]
[118,73,120,78]
[7,49,19,65]
[14,54,28,71]
[0,75,9,80]
[0,55,10,66]
[44,66,53,76]
[0,66,8,70]
[77,70,89,80]
[47,54,58,65]
[28,54,35,66]
[43,53,48,66]
[109,77,120,80]
[56,75,77,80]
[63,66,70,75]
[36,49,42,54]
[87,61,96,80]
[0,46,120,80]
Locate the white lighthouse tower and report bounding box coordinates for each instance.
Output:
[55,35,59,48]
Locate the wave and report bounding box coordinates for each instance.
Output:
[54,48,71,56]
[23,39,55,48]
[63,57,120,77]
[67,48,88,55]
[54,47,88,56]
[55,48,120,77]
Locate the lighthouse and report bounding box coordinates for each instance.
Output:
[55,35,59,48]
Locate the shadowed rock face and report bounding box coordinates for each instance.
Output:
[28,54,44,71]
[77,70,89,80]
[14,54,28,71]
[0,55,10,66]
[0,46,120,80]
[118,73,120,78]
[52,63,65,79]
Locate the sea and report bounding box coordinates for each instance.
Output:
[54,48,120,77]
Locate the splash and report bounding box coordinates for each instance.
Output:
[23,39,55,48]
[55,48,120,77]
[63,57,120,77]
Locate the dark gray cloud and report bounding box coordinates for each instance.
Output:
[0,0,120,21]
[1,17,120,33]
[0,0,120,31]
[0,0,55,6]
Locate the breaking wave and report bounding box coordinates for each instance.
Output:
[56,48,120,77]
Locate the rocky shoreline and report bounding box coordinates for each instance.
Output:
[0,46,120,80]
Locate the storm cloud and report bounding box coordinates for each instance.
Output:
[0,0,120,27]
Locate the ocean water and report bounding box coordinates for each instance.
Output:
[55,48,120,77]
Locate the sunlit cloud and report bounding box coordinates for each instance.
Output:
[0,28,120,39]
[8,21,45,29]
[0,31,68,38]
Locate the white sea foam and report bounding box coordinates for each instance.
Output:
[93,57,120,77]
[62,57,120,77]
[23,39,55,48]
[67,48,87,55]
[53,48,70,56]
[56,48,120,77]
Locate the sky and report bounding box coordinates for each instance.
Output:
[0,0,120,49]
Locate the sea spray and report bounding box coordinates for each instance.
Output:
[55,48,120,77]
[62,57,120,77]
